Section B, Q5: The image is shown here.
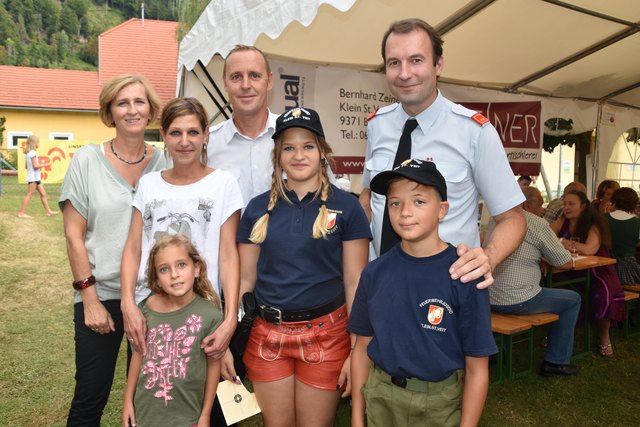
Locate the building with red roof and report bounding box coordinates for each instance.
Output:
[0,19,178,151]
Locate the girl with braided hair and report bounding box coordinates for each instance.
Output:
[225,107,371,426]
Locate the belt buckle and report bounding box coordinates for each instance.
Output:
[261,305,283,324]
[391,376,407,388]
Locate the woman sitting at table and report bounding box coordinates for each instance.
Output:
[604,187,640,285]
[592,179,620,215]
[551,190,625,357]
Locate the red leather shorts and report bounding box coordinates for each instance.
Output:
[243,305,350,390]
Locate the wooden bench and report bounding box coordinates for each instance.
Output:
[491,313,532,383]
[623,284,640,293]
[622,291,640,338]
[506,312,559,326]
[491,312,560,382]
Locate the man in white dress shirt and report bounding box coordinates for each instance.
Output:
[207,45,278,205]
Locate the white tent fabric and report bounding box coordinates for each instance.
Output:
[178,0,640,187]
[179,0,357,69]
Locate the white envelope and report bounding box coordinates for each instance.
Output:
[216,380,261,424]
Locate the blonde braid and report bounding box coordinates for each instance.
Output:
[312,164,332,239]
[249,177,280,244]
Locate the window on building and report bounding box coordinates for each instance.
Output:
[7,131,32,149]
[49,132,74,141]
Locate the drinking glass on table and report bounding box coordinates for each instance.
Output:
[570,237,580,258]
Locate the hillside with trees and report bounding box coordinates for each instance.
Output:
[0,0,209,70]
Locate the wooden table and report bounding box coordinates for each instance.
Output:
[544,255,616,357]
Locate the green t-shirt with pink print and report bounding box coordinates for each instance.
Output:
[133,296,222,427]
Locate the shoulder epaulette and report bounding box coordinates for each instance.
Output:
[471,112,490,126]
[451,103,490,127]
[368,103,399,122]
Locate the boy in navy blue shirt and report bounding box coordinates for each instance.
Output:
[348,159,497,427]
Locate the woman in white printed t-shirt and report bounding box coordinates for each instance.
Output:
[120,97,244,362]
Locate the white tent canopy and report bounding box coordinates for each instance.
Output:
[179,0,640,189]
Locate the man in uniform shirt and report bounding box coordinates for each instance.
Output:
[207,45,278,205]
[360,18,525,287]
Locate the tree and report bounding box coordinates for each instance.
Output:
[144,0,179,21]
[79,15,90,38]
[0,116,6,149]
[16,14,29,42]
[66,0,91,19]
[35,0,61,38]
[60,5,80,37]
[0,46,8,65]
[51,30,70,62]
[78,35,98,66]
[177,0,209,38]
[5,38,15,64]
[27,38,51,67]
[0,7,17,43]
[6,0,34,28]
[30,13,43,38]
[14,38,29,66]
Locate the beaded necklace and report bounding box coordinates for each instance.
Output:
[110,139,147,165]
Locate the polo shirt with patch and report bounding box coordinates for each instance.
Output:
[238,184,371,310]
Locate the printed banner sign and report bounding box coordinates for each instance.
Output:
[268,59,542,176]
[16,140,163,184]
[269,59,392,174]
[17,140,83,184]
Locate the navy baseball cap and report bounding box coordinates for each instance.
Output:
[273,107,325,140]
[370,159,447,201]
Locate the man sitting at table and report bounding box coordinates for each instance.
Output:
[488,187,581,376]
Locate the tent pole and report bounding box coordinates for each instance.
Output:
[592,103,603,198]
[539,162,553,202]
[197,60,230,112]
[192,61,231,122]
[178,66,186,97]
[557,144,563,199]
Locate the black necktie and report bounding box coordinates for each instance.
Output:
[379,118,419,254]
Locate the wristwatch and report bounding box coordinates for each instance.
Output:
[72,275,96,290]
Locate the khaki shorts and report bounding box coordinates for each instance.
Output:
[243,305,350,390]
[363,365,463,427]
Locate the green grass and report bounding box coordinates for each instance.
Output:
[0,174,639,426]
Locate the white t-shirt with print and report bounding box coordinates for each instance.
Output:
[26,150,40,182]
[132,169,244,303]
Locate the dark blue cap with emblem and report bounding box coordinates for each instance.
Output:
[273,107,325,140]
[370,159,447,201]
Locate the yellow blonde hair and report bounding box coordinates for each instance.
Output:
[23,135,39,154]
[98,74,161,128]
[249,133,334,243]
[146,235,221,308]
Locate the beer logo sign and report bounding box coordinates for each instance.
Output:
[427,305,444,325]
